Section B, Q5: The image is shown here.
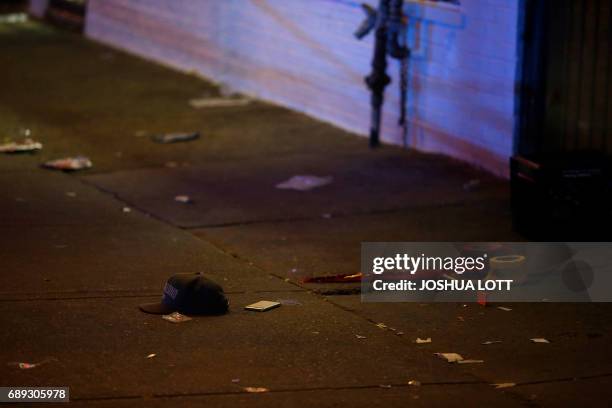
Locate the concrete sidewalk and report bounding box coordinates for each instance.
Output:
[1,21,612,407]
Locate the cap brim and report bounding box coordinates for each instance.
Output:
[138,301,176,315]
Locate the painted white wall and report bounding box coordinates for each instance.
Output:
[86,0,521,176]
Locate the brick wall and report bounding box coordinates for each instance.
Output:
[85,0,521,177]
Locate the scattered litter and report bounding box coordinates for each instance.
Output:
[457,316,465,322]
[276,299,302,306]
[408,380,421,386]
[0,138,42,153]
[8,357,56,370]
[482,340,503,345]
[162,312,193,323]
[151,132,199,144]
[497,306,512,312]
[375,323,388,329]
[463,179,481,191]
[435,353,464,363]
[65,192,77,198]
[146,353,156,359]
[396,331,404,336]
[276,175,333,191]
[493,383,516,389]
[174,195,192,204]
[42,156,92,171]
[457,359,484,364]
[530,338,550,344]
[245,300,281,312]
[415,337,432,344]
[0,13,28,24]
[122,207,131,213]
[232,378,241,383]
[189,96,252,109]
[379,384,392,389]
[243,387,269,393]
[302,272,362,283]
[355,335,367,339]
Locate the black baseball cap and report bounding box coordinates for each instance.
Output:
[139,273,229,315]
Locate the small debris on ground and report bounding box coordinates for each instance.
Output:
[375,323,388,329]
[482,340,503,345]
[122,207,131,213]
[0,138,42,153]
[146,353,156,359]
[8,357,56,369]
[457,359,484,364]
[396,331,404,336]
[232,378,240,383]
[244,300,281,312]
[243,387,269,393]
[276,175,333,191]
[65,192,77,198]
[15,362,38,369]
[0,13,28,24]
[463,179,481,191]
[415,337,432,344]
[408,380,421,386]
[379,384,392,389]
[151,132,200,144]
[162,312,193,323]
[355,334,367,339]
[493,383,516,389]
[189,96,252,109]
[530,338,550,343]
[42,156,92,171]
[435,353,464,363]
[497,306,512,312]
[174,195,192,204]
[321,213,332,219]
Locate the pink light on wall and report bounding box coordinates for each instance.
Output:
[85,0,521,177]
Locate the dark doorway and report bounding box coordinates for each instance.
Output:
[512,0,611,239]
[517,0,611,156]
